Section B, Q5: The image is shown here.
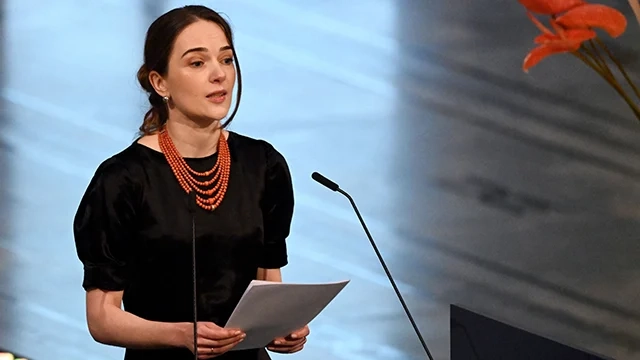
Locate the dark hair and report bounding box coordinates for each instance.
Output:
[136,5,242,135]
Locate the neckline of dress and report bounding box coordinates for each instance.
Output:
[134,131,234,161]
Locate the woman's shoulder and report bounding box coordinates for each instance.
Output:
[229,131,288,165]
[229,132,293,193]
[74,143,147,224]
[85,142,152,189]
[98,141,142,167]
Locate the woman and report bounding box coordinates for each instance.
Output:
[73,5,309,359]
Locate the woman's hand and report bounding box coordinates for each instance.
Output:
[183,322,246,359]
[267,325,310,354]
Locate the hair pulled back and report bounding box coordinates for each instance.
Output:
[137,5,242,135]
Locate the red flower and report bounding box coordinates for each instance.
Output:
[518,0,585,14]
[520,0,627,71]
[556,4,627,37]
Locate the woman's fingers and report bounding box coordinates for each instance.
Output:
[268,337,307,353]
[197,337,245,358]
[271,337,305,348]
[193,335,237,348]
[196,333,245,347]
[199,322,244,340]
[288,341,307,353]
[290,325,310,339]
[187,322,246,358]
[197,322,245,346]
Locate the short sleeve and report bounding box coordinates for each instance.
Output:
[259,143,294,269]
[73,158,139,291]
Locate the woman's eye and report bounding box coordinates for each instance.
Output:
[191,61,204,67]
[223,57,234,65]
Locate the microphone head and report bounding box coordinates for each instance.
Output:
[312,172,340,191]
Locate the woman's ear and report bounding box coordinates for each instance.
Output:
[149,70,170,98]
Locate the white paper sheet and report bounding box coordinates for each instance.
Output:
[224,279,350,350]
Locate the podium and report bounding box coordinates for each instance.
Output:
[450,304,613,360]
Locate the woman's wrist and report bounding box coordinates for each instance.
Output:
[171,322,192,348]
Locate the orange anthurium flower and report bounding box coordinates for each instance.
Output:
[556,4,627,37]
[524,28,596,71]
[518,0,584,15]
[521,1,628,72]
[520,1,640,122]
[533,28,596,46]
[523,14,596,71]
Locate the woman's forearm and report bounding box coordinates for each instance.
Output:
[89,305,188,349]
[257,268,282,282]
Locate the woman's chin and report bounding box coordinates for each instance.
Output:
[190,110,228,124]
[206,106,232,121]
[175,106,231,125]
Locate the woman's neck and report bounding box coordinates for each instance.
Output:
[165,116,226,158]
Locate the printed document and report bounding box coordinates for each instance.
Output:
[225,279,350,350]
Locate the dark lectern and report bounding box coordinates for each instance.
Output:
[450,304,613,360]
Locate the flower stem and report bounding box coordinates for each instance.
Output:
[575,49,611,80]
[585,40,614,79]
[594,37,640,102]
[572,51,640,121]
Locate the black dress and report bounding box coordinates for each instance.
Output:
[73,131,294,360]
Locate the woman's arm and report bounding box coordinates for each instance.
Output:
[75,160,244,355]
[256,268,282,282]
[75,160,183,348]
[86,288,188,349]
[86,288,245,355]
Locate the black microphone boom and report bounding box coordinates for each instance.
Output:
[311,171,435,360]
[311,172,340,191]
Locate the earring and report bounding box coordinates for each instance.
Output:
[162,96,169,103]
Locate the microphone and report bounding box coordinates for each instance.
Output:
[311,171,435,360]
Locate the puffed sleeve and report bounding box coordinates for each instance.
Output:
[73,158,139,291]
[259,143,294,269]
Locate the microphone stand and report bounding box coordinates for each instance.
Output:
[312,172,435,360]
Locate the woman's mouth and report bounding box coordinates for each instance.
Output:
[206,90,227,104]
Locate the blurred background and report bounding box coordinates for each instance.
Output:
[2,0,640,359]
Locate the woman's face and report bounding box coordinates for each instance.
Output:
[151,19,236,124]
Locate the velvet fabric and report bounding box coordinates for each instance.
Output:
[73,131,293,360]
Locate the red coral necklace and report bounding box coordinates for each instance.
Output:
[158,126,231,211]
